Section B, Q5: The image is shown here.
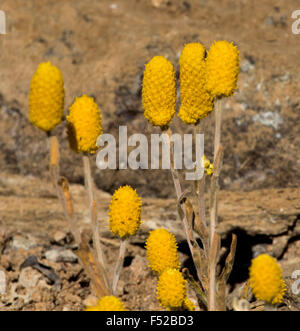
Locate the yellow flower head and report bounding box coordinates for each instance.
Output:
[183,297,196,311]
[66,95,102,153]
[178,43,214,124]
[157,268,186,309]
[29,62,64,132]
[203,155,213,175]
[108,185,142,238]
[249,254,286,304]
[142,56,176,127]
[206,40,240,98]
[85,296,126,311]
[145,228,180,274]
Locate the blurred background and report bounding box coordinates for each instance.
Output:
[0,0,299,197]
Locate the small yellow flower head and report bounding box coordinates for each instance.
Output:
[178,43,214,124]
[66,95,102,153]
[203,155,213,175]
[145,228,180,274]
[206,40,240,98]
[108,185,142,238]
[142,56,176,127]
[157,268,187,309]
[249,254,286,304]
[85,296,126,311]
[29,62,64,132]
[183,297,196,311]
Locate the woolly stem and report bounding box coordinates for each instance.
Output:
[193,124,207,229]
[48,133,81,245]
[214,99,222,163]
[112,238,128,295]
[208,98,223,311]
[165,128,198,269]
[82,153,94,208]
[91,200,111,292]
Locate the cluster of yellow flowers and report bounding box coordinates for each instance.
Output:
[178,43,214,124]
[108,185,142,238]
[67,95,102,154]
[142,56,176,127]
[29,62,102,154]
[249,254,286,305]
[29,62,65,132]
[145,228,180,274]
[145,229,195,311]
[142,40,240,127]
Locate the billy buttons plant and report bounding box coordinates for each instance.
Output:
[142,40,241,311]
[28,63,143,310]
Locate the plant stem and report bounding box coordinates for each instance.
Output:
[48,134,81,245]
[208,98,223,311]
[91,200,111,292]
[58,177,81,245]
[214,99,222,163]
[112,238,128,295]
[82,153,111,291]
[82,153,94,208]
[166,128,196,261]
[193,124,207,229]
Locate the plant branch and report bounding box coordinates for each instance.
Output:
[91,200,111,292]
[112,238,128,295]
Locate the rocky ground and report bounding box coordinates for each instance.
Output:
[0,0,299,310]
[0,173,299,310]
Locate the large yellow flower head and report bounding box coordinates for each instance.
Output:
[206,40,240,98]
[142,56,176,127]
[29,62,65,132]
[145,228,180,274]
[157,268,187,309]
[85,296,126,311]
[66,95,102,153]
[178,43,214,124]
[249,254,286,304]
[108,185,142,238]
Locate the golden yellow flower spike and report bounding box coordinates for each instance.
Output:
[142,56,176,127]
[249,254,286,304]
[108,185,142,238]
[29,62,64,132]
[206,40,240,98]
[66,95,102,153]
[85,296,126,311]
[157,268,187,309]
[178,43,214,124]
[145,228,180,274]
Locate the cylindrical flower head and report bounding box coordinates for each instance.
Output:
[157,268,187,309]
[145,228,180,274]
[249,254,286,304]
[66,95,102,153]
[206,40,240,98]
[85,296,126,311]
[29,62,64,132]
[142,56,176,127]
[178,43,214,124]
[108,185,142,238]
